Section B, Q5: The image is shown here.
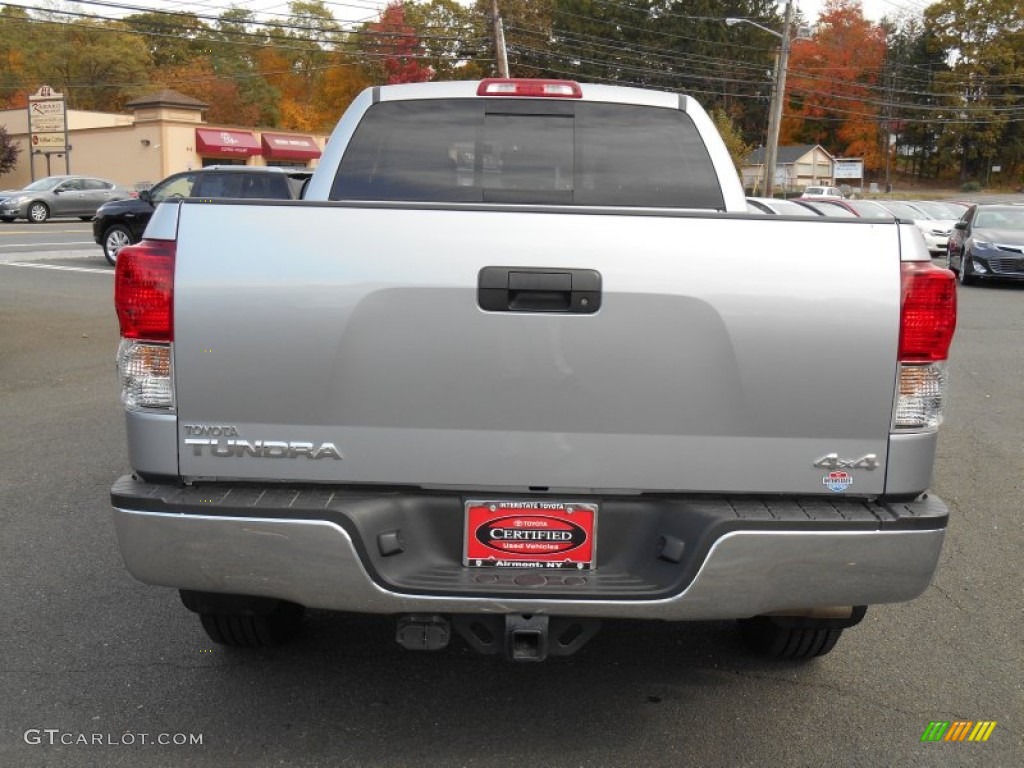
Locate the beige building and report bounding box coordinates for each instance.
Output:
[0,90,326,190]
[741,144,835,195]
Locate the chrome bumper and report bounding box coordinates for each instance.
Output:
[111,506,945,620]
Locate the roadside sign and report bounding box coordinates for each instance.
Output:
[31,134,67,149]
[833,158,863,179]
[27,85,70,176]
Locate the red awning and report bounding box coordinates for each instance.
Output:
[261,132,322,161]
[195,128,261,157]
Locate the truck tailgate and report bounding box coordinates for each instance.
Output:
[172,202,901,495]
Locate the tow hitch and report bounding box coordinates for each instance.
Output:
[454,614,600,661]
[395,614,600,660]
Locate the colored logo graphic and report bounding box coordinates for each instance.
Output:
[920,721,997,742]
[822,470,853,493]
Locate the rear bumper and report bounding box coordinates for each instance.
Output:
[111,477,947,621]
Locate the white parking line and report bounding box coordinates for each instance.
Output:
[2,262,112,275]
[0,241,97,249]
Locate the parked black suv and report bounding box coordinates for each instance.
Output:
[93,166,311,265]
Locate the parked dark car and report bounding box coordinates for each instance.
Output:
[1,175,133,223]
[947,204,1024,285]
[93,166,311,265]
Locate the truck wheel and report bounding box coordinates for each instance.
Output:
[102,225,133,266]
[180,590,304,648]
[28,202,49,223]
[737,616,843,660]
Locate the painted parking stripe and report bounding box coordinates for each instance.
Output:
[2,262,111,275]
[0,242,97,249]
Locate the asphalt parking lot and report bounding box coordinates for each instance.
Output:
[0,243,1020,767]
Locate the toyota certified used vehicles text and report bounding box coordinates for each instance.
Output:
[947,203,1024,285]
[93,166,310,265]
[110,79,956,663]
[0,175,131,223]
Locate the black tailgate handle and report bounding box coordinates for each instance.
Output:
[478,267,601,314]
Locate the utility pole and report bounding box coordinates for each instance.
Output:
[764,0,794,198]
[884,67,895,192]
[491,0,509,78]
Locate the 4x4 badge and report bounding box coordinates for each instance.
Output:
[813,453,878,471]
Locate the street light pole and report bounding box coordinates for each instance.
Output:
[727,0,795,198]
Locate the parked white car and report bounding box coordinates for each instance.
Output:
[874,200,957,256]
[800,185,844,198]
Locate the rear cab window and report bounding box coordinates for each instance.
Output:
[331,99,725,209]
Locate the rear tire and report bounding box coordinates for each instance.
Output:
[199,607,304,648]
[736,608,866,660]
[180,591,305,648]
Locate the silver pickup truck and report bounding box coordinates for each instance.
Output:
[110,79,957,661]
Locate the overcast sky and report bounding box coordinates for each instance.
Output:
[9,0,934,29]
[797,0,933,23]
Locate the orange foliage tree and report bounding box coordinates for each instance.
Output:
[311,59,372,130]
[153,59,262,127]
[358,2,433,85]
[781,0,886,171]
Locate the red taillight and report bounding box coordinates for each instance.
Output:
[899,261,956,362]
[477,78,583,98]
[115,239,175,341]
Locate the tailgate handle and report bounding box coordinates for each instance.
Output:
[478,267,601,314]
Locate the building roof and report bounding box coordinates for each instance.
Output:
[125,89,208,110]
[743,144,832,166]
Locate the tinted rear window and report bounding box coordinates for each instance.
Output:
[331,99,725,209]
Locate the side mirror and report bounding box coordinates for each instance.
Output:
[954,221,967,230]
[139,189,152,203]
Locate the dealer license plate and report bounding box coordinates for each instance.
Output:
[464,500,597,570]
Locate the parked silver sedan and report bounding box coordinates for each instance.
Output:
[0,175,133,223]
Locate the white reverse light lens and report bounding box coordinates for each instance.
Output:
[893,363,946,430]
[118,339,174,410]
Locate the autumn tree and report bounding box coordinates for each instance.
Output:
[357,3,433,85]
[150,59,261,127]
[403,0,488,80]
[712,108,752,171]
[926,0,1024,184]
[122,11,211,68]
[0,5,33,108]
[311,61,372,128]
[261,1,343,130]
[781,0,887,171]
[210,8,282,128]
